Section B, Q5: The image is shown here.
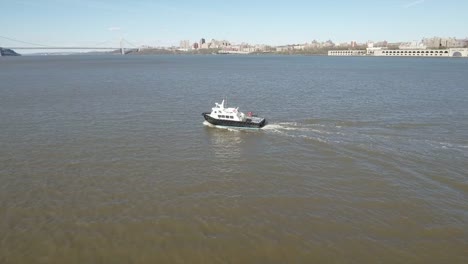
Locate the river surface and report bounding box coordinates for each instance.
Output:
[1,55,467,263]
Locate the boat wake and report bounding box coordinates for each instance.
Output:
[203,121,216,128]
[203,121,255,132]
[206,120,468,156]
[275,121,468,156]
[262,122,337,144]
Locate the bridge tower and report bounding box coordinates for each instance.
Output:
[120,37,125,55]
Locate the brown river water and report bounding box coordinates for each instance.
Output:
[1,55,467,263]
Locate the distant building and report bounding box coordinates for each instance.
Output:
[192,43,199,49]
[179,40,191,49]
[309,40,321,48]
[254,44,267,52]
[337,42,350,47]
[323,40,335,47]
[210,39,230,48]
[293,45,305,50]
[399,41,426,50]
[422,37,465,48]
[374,40,388,47]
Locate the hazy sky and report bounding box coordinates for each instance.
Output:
[1,0,467,47]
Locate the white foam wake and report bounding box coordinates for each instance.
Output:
[262,122,337,144]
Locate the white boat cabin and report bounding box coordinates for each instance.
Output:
[209,100,251,121]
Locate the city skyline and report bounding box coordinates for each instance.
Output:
[1,0,468,47]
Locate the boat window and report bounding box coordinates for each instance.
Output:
[230,116,234,119]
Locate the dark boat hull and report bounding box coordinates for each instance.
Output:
[202,113,266,128]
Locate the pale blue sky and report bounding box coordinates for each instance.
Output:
[1,0,467,47]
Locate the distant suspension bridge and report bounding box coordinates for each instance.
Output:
[0,35,138,55]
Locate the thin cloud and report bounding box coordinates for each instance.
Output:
[108,27,121,31]
[404,0,425,8]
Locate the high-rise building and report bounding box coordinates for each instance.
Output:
[422,37,465,48]
[199,38,206,48]
[179,40,191,49]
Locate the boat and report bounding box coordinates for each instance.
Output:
[202,99,266,128]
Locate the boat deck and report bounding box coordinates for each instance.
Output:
[245,116,265,124]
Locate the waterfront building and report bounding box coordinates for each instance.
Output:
[254,44,267,52]
[373,48,468,57]
[329,41,468,57]
[293,45,305,50]
[328,50,366,56]
[328,48,468,57]
[365,46,384,56]
[276,46,289,52]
